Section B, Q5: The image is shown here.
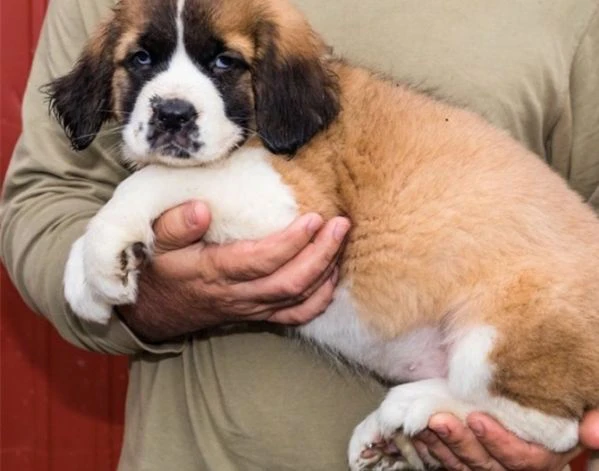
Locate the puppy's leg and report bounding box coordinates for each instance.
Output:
[82,213,153,305]
[66,165,203,323]
[446,326,580,452]
[348,379,470,471]
[348,417,427,471]
[349,324,582,470]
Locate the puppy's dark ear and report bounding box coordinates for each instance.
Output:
[44,23,118,151]
[253,29,340,155]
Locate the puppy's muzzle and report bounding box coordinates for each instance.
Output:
[148,98,201,158]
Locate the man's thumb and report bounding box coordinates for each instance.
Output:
[153,201,211,253]
[580,410,599,450]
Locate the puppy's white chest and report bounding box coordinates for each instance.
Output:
[298,287,448,382]
[106,147,299,243]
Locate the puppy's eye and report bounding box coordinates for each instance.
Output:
[214,54,235,70]
[211,53,244,73]
[131,49,152,67]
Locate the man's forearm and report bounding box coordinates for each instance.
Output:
[118,273,221,343]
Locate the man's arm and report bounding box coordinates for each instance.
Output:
[0,0,153,355]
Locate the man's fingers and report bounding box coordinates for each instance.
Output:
[214,213,328,280]
[266,270,338,324]
[417,429,472,471]
[146,213,346,323]
[153,215,347,289]
[418,413,585,471]
[466,414,579,471]
[240,217,349,302]
[580,410,599,449]
[206,262,339,321]
[163,213,324,281]
[153,201,211,253]
[427,414,503,471]
[413,439,444,469]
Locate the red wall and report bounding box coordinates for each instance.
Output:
[1,2,128,470]
[0,1,590,470]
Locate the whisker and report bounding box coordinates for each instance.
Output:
[234,127,277,151]
[69,127,126,141]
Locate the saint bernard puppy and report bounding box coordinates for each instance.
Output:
[47,0,599,469]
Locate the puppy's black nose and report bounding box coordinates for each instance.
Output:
[153,99,196,131]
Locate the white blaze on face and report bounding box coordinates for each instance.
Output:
[122,0,243,167]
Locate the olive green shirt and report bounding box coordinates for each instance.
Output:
[1,0,598,469]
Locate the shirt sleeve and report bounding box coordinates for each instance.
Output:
[550,5,599,213]
[0,0,185,356]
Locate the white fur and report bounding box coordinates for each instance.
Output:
[176,0,186,38]
[298,286,448,382]
[64,147,298,323]
[64,238,113,323]
[447,326,497,399]
[348,326,579,470]
[122,0,242,167]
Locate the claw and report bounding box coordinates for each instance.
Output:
[360,446,381,460]
[119,242,147,286]
[131,241,148,263]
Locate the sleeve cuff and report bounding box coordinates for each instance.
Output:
[49,301,187,356]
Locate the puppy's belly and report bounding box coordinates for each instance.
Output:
[298,286,448,382]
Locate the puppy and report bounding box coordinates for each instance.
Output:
[47,0,599,469]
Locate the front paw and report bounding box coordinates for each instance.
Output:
[348,412,425,471]
[84,227,149,306]
[64,222,151,323]
[64,237,113,324]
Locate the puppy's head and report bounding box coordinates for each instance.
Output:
[46,0,339,166]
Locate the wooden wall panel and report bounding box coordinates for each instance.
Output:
[1,2,128,470]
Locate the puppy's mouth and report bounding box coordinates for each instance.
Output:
[148,127,203,159]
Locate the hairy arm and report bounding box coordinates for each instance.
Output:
[121,201,348,342]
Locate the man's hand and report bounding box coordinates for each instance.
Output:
[413,410,599,471]
[580,410,599,449]
[120,200,349,342]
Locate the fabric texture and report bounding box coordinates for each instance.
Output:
[1,0,598,469]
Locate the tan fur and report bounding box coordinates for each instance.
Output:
[111,28,143,119]
[206,0,329,61]
[286,63,599,417]
[220,32,255,61]
[201,0,599,418]
[90,0,599,419]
